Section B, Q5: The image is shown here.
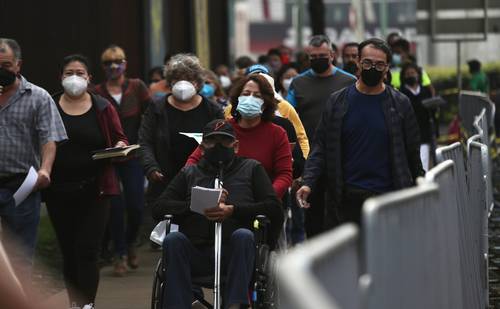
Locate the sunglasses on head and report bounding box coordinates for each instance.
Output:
[102,59,125,66]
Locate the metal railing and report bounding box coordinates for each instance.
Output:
[362,182,446,309]
[469,140,491,306]
[278,123,492,309]
[459,91,495,137]
[423,160,464,309]
[278,224,361,309]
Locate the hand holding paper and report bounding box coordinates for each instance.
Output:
[190,186,223,215]
[35,169,51,190]
[204,203,234,222]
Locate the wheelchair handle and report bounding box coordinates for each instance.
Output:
[254,215,270,228]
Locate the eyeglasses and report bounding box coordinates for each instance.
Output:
[360,59,388,72]
[102,59,125,66]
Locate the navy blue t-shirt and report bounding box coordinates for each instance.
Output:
[341,85,393,193]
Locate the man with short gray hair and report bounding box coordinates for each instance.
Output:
[0,38,67,275]
[287,35,356,238]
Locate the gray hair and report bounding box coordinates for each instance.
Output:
[0,38,22,60]
[309,35,332,49]
[164,53,205,91]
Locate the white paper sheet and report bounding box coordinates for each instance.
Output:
[179,132,203,144]
[13,166,38,206]
[150,221,179,246]
[190,186,222,215]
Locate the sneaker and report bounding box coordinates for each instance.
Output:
[113,256,128,277]
[82,304,94,309]
[127,246,139,269]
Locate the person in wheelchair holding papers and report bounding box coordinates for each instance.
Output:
[152,119,282,309]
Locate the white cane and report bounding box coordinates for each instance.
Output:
[214,166,223,309]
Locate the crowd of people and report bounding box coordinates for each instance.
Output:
[0,31,477,309]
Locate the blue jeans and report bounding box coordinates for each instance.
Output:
[162,229,255,309]
[110,159,145,256]
[0,191,41,275]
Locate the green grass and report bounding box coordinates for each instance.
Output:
[425,61,500,82]
[34,210,62,276]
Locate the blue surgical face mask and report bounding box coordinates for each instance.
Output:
[236,95,264,119]
[200,83,215,98]
[392,53,402,66]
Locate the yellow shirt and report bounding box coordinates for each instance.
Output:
[391,69,432,89]
[224,99,310,158]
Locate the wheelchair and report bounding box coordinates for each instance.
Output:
[151,214,280,309]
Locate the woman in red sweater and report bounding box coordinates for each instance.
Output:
[187,74,292,198]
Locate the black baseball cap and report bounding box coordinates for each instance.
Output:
[202,120,236,140]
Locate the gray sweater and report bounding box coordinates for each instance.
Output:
[287,67,356,144]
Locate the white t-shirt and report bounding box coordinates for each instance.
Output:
[111,93,123,105]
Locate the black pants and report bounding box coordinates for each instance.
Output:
[336,186,378,226]
[305,177,327,238]
[45,186,110,306]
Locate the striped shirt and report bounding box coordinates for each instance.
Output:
[0,76,67,178]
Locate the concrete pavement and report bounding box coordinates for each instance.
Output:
[95,246,161,309]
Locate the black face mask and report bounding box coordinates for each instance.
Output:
[0,68,16,87]
[204,143,235,166]
[343,61,358,76]
[310,57,330,74]
[361,68,384,87]
[404,76,418,86]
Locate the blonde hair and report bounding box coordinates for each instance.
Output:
[101,45,126,62]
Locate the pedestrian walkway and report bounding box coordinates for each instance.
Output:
[95,246,161,309]
[42,244,161,309]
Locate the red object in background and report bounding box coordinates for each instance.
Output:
[279,45,292,65]
[281,53,290,65]
[262,0,270,21]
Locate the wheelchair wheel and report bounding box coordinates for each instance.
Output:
[151,259,164,309]
[252,251,280,309]
[264,251,280,309]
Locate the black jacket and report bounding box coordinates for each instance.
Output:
[272,116,305,178]
[400,86,436,144]
[303,86,424,205]
[152,157,283,247]
[138,95,223,202]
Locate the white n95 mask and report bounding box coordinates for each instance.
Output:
[172,80,197,101]
[62,75,88,97]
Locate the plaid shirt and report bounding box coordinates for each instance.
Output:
[0,76,67,178]
[303,85,424,205]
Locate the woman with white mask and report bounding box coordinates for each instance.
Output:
[275,64,299,99]
[44,54,128,309]
[139,54,223,204]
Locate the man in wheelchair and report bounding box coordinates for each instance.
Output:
[152,120,283,309]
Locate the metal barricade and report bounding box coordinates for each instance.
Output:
[423,160,464,309]
[473,108,489,146]
[472,109,495,216]
[469,140,490,307]
[436,142,486,309]
[362,182,445,309]
[459,91,495,137]
[278,224,361,309]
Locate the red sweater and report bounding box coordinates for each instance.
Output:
[187,118,292,198]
